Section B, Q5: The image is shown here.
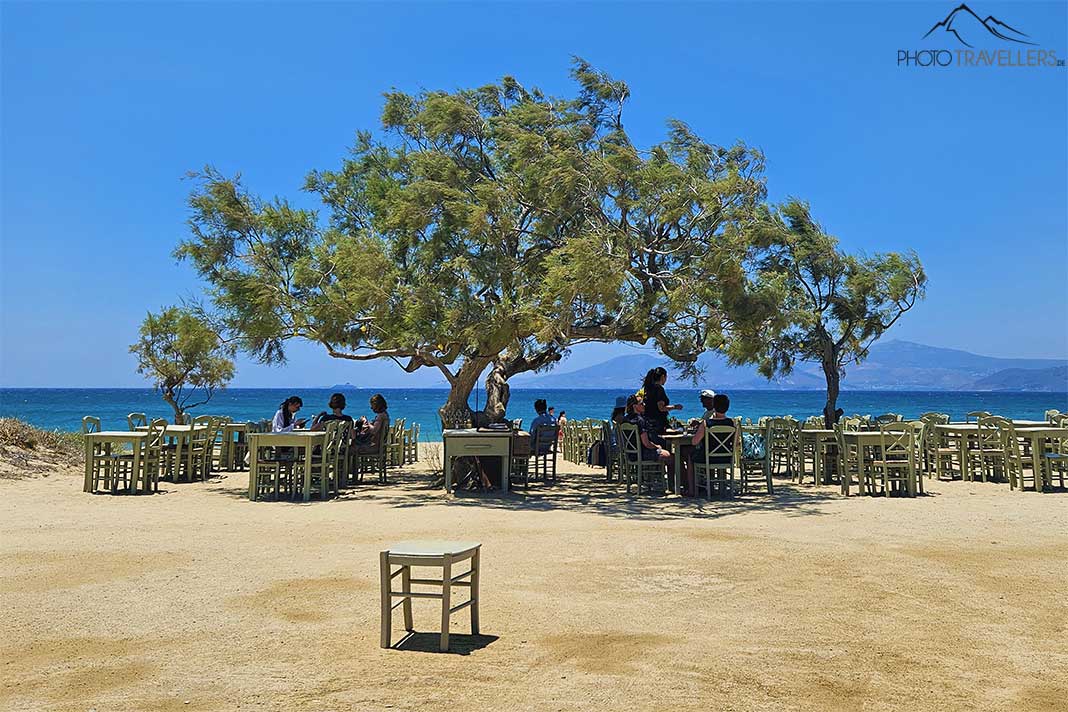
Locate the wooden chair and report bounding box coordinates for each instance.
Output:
[966,411,991,424]
[973,416,1007,483]
[386,419,406,467]
[127,412,147,430]
[1002,421,1039,491]
[867,422,919,497]
[767,418,793,476]
[353,426,389,484]
[1045,409,1061,424]
[874,413,902,425]
[617,423,664,495]
[834,421,860,494]
[738,422,773,495]
[603,421,621,482]
[380,541,481,652]
[530,425,559,483]
[141,418,169,493]
[185,415,214,481]
[692,425,736,499]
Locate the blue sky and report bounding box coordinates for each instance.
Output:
[1,1,1065,388]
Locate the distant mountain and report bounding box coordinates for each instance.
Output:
[972,367,1068,392]
[510,340,1068,392]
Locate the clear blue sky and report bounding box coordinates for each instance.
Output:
[2,1,1065,388]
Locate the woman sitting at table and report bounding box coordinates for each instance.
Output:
[623,395,672,464]
[353,393,390,453]
[312,393,354,429]
[272,396,307,432]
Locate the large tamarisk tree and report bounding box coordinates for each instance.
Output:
[176,60,766,422]
[720,200,926,426]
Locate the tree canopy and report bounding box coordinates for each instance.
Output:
[722,200,927,425]
[177,60,766,421]
[130,307,235,422]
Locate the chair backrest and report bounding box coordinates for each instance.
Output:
[191,415,212,445]
[145,418,168,454]
[697,425,737,469]
[878,421,918,461]
[966,410,991,423]
[323,420,341,459]
[840,418,862,432]
[82,416,101,434]
[439,407,471,430]
[920,412,950,425]
[1045,409,1061,423]
[976,415,1004,450]
[127,412,147,430]
[617,422,641,460]
[533,424,559,455]
[874,413,902,425]
[804,415,825,428]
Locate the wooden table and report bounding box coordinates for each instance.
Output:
[839,430,885,496]
[247,431,327,502]
[1014,426,1068,491]
[662,432,693,494]
[137,423,208,481]
[798,429,837,484]
[443,429,513,493]
[83,431,149,493]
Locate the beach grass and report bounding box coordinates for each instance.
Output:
[0,418,83,478]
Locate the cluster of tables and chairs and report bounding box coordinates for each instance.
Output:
[763,410,1068,496]
[247,418,421,502]
[81,413,248,494]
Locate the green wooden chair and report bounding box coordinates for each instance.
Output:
[353,426,389,484]
[692,425,737,499]
[973,416,1008,483]
[867,422,920,497]
[1001,421,1039,491]
[738,421,773,494]
[127,412,147,430]
[617,423,664,495]
[530,424,559,483]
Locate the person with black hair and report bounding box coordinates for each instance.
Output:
[312,392,354,429]
[623,394,671,463]
[687,393,737,494]
[272,396,307,432]
[530,398,555,432]
[642,367,683,434]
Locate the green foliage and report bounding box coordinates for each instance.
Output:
[176,59,766,410]
[723,200,926,422]
[129,307,235,418]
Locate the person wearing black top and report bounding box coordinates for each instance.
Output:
[641,367,683,434]
[312,393,355,429]
[688,394,738,493]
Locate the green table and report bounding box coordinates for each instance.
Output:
[83,431,149,493]
[247,431,327,502]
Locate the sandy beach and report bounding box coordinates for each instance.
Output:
[2,446,1066,712]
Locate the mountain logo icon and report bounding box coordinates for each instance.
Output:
[923,3,1037,48]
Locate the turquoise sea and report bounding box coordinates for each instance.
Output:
[2,388,1065,440]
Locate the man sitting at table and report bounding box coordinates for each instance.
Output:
[699,389,717,419]
[622,395,672,464]
[689,394,737,491]
[530,399,557,454]
[312,393,354,428]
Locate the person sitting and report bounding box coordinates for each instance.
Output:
[353,393,390,453]
[530,399,557,454]
[622,395,671,464]
[312,392,355,429]
[699,389,717,419]
[272,396,307,432]
[689,394,737,491]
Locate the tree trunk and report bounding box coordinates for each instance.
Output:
[438,356,493,427]
[162,389,183,424]
[482,361,510,424]
[822,355,841,429]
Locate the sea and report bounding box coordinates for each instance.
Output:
[2,388,1065,440]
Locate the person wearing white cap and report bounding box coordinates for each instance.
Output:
[699,389,717,419]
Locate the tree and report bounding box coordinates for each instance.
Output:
[722,200,926,426]
[176,60,765,422]
[130,307,235,423]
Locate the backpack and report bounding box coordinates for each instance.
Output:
[742,432,766,460]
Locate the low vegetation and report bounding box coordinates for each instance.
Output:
[0,418,83,478]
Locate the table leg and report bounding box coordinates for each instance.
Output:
[857,444,867,496]
[130,438,142,494]
[248,436,258,500]
[303,445,313,502]
[84,436,93,492]
[174,434,185,482]
[673,445,682,495]
[1030,434,1045,491]
[444,440,452,493]
[958,433,970,481]
[814,439,822,485]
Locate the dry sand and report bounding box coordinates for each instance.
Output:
[1,445,1066,712]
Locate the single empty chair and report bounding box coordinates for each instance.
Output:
[127,412,148,430]
[380,541,481,652]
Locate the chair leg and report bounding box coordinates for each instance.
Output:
[380,552,392,648]
[470,549,480,635]
[401,565,414,631]
[440,556,452,652]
